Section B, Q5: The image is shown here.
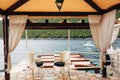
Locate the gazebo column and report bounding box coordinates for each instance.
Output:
[102,66,107,77]
[102,52,107,77]
[3,15,10,80]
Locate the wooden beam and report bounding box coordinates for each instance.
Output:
[27,19,34,23]
[3,16,10,80]
[0,8,5,15]
[104,3,120,13]
[5,0,29,14]
[25,23,90,29]
[84,0,103,14]
[9,12,101,16]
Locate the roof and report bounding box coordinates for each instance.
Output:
[0,0,120,16]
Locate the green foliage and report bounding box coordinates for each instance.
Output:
[118,32,120,37]
[70,29,91,38]
[0,21,3,38]
[22,29,92,38]
[22,29,68,38]
[31,18,88,23]
[22,28,120,39]
[116,10,120,19]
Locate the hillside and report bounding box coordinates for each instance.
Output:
[22,29,91,38]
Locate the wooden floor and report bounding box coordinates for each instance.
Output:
[0,68,119,80]
[0,54,119,80]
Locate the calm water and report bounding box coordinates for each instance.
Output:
[0,39,120,69]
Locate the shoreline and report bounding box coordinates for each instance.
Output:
[0,37,120,40]
[22,38,94,40]
[22,38,120,40]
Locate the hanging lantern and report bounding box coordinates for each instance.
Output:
[55,0,64,12]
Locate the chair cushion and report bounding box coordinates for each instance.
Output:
[54,62,65,67]
[36,62,43,67]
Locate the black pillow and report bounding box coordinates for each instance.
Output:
[36,62,43,67]
[54,62,65,67]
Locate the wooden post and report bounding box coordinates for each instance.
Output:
[102,52,107,77]
[45,19,49,23]
[3,15,10,80]
[102,66,107,77]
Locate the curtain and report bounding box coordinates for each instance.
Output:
[68,29,70,51]
[60,51,70,66]
[0,15,4,19]
[27,52,36,68]
[88,10,116,69]
[111,24,120,44]
[7,15,28,73]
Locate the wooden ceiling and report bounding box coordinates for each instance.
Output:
[0,0,119,16]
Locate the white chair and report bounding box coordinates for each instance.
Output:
[27,52,44,78]
[27,52,36,68]
[54,51,70,73]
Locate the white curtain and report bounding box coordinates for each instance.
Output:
[88,10,116,69]
[68,29,70,51]
[60,51,70,66]
[7,15,28,73]
[0,15,4,20]
[27,52,36,68]
[111,24,120,44]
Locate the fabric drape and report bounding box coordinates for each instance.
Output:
[68,29,70,51]
[60,51,70,66]
[0,15,4,19]
[27,52,36,68]
[7,15,28,73]
[88,10,116,69]
[111,24,120,44]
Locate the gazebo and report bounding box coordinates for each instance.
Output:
[0,0,120,80]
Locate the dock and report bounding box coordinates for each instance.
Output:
[0,54,118,80]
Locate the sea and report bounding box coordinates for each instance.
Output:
[0,38,120,72]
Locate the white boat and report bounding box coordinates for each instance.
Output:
[83,42,95,47]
